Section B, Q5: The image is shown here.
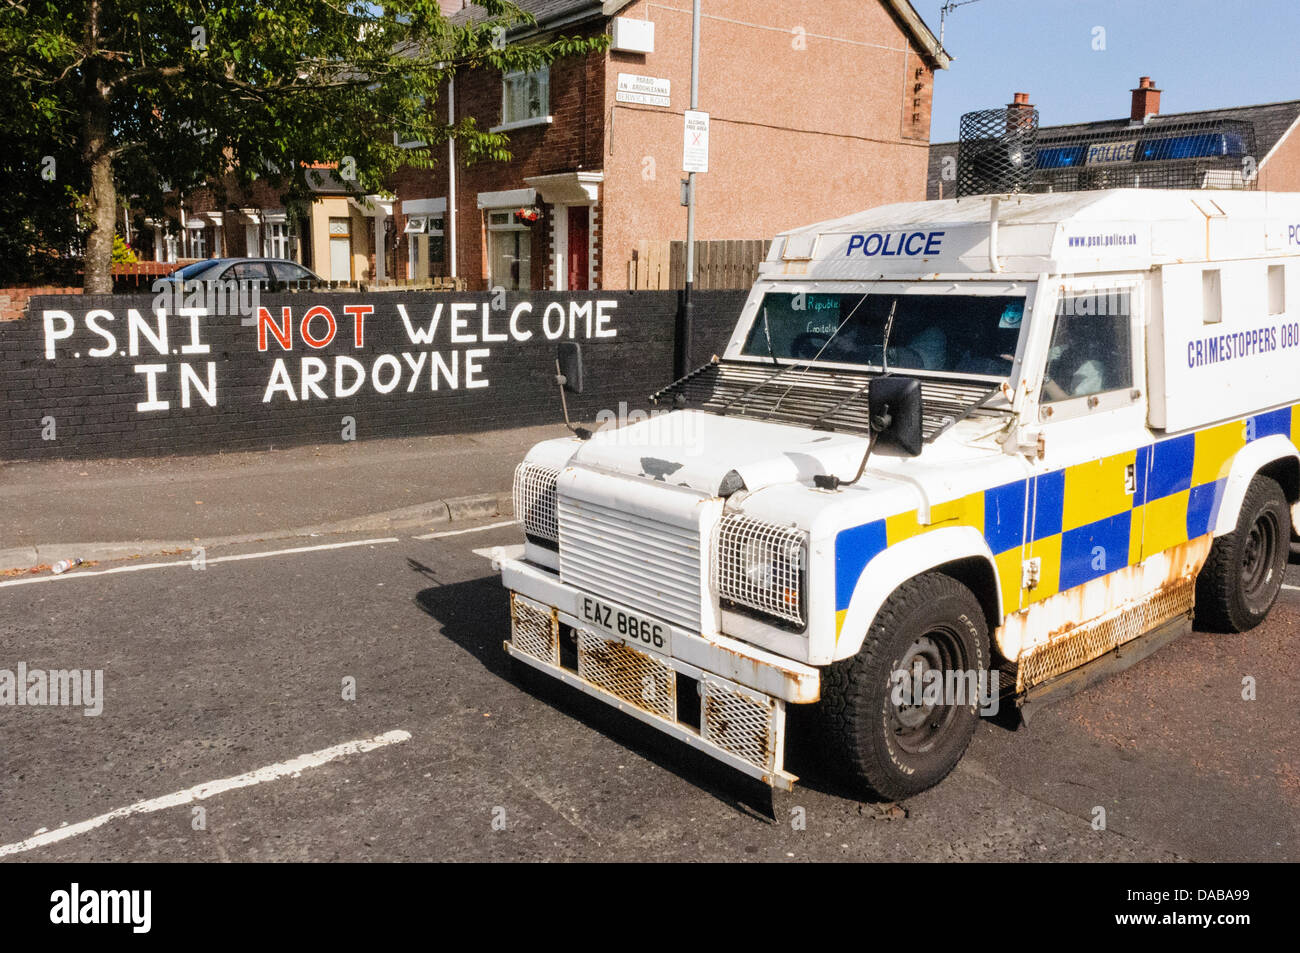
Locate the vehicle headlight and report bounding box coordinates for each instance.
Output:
[713,513,807,627]
[512,462,560,547]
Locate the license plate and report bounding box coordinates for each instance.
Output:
[579,596,672,654]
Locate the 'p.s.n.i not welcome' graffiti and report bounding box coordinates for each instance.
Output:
[40,298,620,415]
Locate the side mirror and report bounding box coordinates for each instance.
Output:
[868,375,923,456]
[813,374,924,490]
[556,342,584,395]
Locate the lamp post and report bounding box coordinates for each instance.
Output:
[676,0,701,379]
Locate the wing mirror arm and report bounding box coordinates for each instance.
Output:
[814,375,923,490]
[555,342,592,440]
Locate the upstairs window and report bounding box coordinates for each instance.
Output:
[502,68,549,126]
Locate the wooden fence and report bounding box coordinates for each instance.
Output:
[111,259,200,285]
[629,239,771,290]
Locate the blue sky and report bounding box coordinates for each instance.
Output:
[919,0,1300,141]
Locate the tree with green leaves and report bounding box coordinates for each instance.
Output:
[1,1,606,291]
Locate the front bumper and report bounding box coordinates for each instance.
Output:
[502,558,820,791]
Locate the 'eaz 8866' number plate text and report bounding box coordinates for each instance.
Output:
[580,597,671,654]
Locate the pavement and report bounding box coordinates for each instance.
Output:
[0,423,560,571]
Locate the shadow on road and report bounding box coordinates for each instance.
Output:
[411,569,789,819]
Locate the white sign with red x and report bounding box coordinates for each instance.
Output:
[682,110,710,173]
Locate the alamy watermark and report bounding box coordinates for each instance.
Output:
[0,662,104,716]
[50,884,150,933]
[593,400,705,458]
[151,276,261,322]
[890,666,999,717]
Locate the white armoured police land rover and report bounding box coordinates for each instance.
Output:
[502,189,1300,800]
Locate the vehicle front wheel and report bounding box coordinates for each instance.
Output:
[818,573,990,801]
[1195,474,1290,632]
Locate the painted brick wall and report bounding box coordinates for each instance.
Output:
[0,290,744,460]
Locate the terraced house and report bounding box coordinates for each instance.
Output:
[928,79,1300,199]
[391,0,949,291]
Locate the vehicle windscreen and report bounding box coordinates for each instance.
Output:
[741,291,1025,377]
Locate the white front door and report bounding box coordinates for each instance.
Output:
[329,217,352,281]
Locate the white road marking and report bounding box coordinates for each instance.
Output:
[0,537,400,588]
[473,544,525,563]
[0,729,412,858]
[414,519,518,540]
[1283,584,1300,591]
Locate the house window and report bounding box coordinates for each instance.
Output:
[189,227,206,259]
[429,217,446,267]
[502,68,549,126]
[263,222,291,259]
[487,210,531,290]
[404,210,446,280]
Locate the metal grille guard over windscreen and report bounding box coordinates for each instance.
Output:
[649,359,1004,443]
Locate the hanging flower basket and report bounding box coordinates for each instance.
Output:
[514,206,542,225]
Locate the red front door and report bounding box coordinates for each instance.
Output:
[567,206,589,291]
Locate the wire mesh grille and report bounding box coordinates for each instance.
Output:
[1017,576,1195,691]
[957,106,1040,197]
[1031,117,1257,193]
[701,678,778,769]
[511,595,559,664]
[651,360,1000,444]
[512,462,560,543]
[577,629,676,720]
[713,513,806,626]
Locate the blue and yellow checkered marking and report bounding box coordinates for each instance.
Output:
[832,405,1297,635]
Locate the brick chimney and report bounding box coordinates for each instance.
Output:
[1006,92,1035,132]
[1131,77,1161,122]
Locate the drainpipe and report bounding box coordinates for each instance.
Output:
[447,75,457,281]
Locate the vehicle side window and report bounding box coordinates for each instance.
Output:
[1041,291,1132,402]
[227,261,271,280]
[270,262,311,281]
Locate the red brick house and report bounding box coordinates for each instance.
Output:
[392,0,949,291]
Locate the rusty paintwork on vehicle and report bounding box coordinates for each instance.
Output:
[702,689,772,766]
[995,534,1212,669]
[1016,575,1197,692]
[707,638,821,703]
[580,634,677,717]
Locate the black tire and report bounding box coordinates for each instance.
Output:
[818,573,990,801]
[1196,474,1290,633]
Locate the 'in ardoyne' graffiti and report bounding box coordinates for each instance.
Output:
[39,295,620,415]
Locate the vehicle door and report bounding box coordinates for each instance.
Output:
[1020,278,1151,608]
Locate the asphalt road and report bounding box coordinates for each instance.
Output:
[1,520,1296,862]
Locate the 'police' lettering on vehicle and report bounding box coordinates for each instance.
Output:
[846,230,944,258]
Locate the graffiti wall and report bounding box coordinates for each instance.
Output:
[0,290,746,459]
